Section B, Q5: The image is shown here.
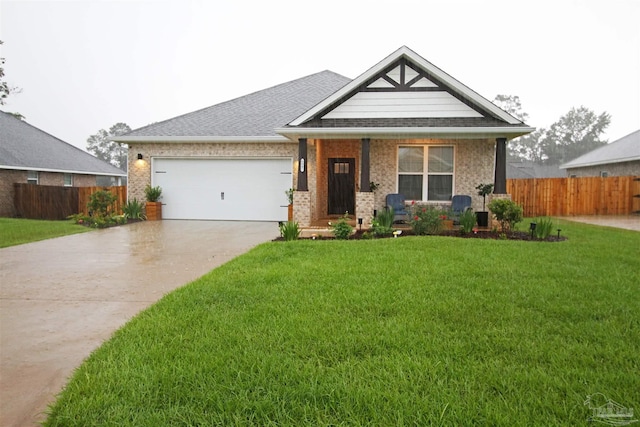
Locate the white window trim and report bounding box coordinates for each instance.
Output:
[397,145,455,202]
[27,171,39,184]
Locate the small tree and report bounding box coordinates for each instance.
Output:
[476,183,494,211]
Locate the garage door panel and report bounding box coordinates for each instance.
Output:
[153,158,292,221]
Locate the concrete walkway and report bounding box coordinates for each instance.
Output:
[0,221,278,427]
[563,215,640,231]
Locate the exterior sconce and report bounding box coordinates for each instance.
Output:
[137,153,143,160]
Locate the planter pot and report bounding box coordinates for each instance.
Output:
[476,211,489,227]
[287,204,293,221]
[146,202,162,221]
[442,219,454,230]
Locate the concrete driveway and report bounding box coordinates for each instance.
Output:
[0,220,278,427]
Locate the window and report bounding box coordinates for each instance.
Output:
[64,173,73,187]
[600,171,609,178]
[398,146,453,201]
[27,171,39,185]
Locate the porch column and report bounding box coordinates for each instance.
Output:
[494,137,507,194]
[360,138,371,192]
[297,138,308,191]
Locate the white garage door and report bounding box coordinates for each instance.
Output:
[153,158,292,221]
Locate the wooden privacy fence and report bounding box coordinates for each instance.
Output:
[506,176,639,217]
[14,184,127,220]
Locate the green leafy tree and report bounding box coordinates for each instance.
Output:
[86,123,132,171]
[493,95,534,161]
[493,94,529,123]
[1,40,22,113]
[539,106,610,165]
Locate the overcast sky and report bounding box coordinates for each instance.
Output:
[1,0,639,152]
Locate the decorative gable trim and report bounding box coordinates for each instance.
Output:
[288,46,524,126]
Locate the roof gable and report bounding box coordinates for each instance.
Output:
[289,46,524,127]
[0,111,126,176]
[560,129,640,169]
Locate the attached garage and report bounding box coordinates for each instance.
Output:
[152,158,292,221]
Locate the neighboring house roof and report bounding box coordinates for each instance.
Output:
[277,46,535,140]
[560,129,640,169]
[507,161,565,179]
[116,71,351,143]
[0,111,126,176]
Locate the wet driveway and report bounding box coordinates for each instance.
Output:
[0,220,278,427]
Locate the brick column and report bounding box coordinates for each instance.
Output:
[293,190,311,227]
[355,192,374,228]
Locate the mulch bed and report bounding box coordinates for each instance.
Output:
[276,229,567,242]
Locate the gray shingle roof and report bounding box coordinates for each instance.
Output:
[0,111,126,176]
[124,70,351,139]
[560,129,640,169]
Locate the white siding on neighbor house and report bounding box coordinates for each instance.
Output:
[322,92,484,119]
[152,158,292,221]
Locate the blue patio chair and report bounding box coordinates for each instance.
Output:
[385,193,410,223]
[450,195,472,225]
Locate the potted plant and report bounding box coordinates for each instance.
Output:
[475,183,493,227]
[144,185,162,221]
[285,188,294,221]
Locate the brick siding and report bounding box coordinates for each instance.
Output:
[566,161,640,177]
[127,138,496,224]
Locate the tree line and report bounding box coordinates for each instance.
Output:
[2,40,610,170]
[493,95,610,165]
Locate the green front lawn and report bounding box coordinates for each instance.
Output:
[0,218,90,248]
[45,220,640,426]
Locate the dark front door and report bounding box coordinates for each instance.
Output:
[328,158,355,215]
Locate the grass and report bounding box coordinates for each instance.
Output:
[44,220,640,426]
[0,218,90,248]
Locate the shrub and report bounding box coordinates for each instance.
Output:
[87,190,117,218]
[488,199,523,232]
[409,203,442,235]
[122,198,145,220]
[331,213,353,240]
[144,185,162,202]
[371,208,394,237]
[279,221,300,241]
[458,209,477,234]
[534,217,554,239]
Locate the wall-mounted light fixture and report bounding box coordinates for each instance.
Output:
[137,153,143,160]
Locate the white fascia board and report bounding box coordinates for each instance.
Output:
[0,165,127,176]
[110,135,292,143]
[288,46,524,127]
[559,156,640,169]
[275,126,536,141]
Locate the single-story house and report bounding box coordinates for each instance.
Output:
[0,111,127,217]
[560,129,640,177]
[114,46,534,226]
